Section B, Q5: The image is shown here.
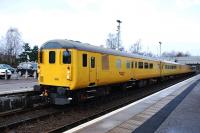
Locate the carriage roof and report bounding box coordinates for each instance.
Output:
[41,39,183,65]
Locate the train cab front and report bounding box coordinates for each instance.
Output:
[37,47,74,105]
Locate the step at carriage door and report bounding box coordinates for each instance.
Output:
[89,55,97,84]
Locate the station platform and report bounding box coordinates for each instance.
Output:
[0,79,37,95]
[65,74,200,133]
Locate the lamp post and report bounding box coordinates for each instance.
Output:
[116,20,122,50]
[25,51,31,79]
[159,41,162,57]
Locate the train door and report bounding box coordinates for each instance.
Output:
[159,61,163,77]
[131,61,135,80]
[89,56,96,85]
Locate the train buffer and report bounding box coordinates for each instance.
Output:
[65,74,200,133]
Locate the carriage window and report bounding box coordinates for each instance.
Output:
[126,61,131,69]
[102,55,109,70]
[63,51,71,64]
[116,59,121,69]
[82,54,87,67]
[150,63,153,69]
[138,62,143,69]
[49,51,55,64]
[144,62,148,69]
[91,57,95,68]
[135,62,137,68]
[131,62,134,68]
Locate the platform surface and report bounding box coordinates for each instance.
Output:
[65,74,200,133]
[155,78,200,133]
[0,79,37,94]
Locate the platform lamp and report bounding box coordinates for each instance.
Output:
[159,41,162,57]
[116,20,122,50]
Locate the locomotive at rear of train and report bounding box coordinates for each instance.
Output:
[37,39,192,105]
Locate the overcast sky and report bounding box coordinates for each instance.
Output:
[0,0,200,55]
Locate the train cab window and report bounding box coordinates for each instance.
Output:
[150,63,153,69]
[49,51,55,64]
[63,50,71,64]
[138,62,143,69]
[91,57,95,68]
[82,54,87,67]
[126,61,131,69]
[39,51,43,63]
[116,59,121,69]
[144,62,148,69]
[135,62,137,68]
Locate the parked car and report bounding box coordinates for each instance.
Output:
[16,62,37,77]
[0,64,15,73]
[0,65,12,79]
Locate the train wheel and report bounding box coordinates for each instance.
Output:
[136,80,147,88]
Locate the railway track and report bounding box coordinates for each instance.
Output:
[0,74,194,133]
[0,105,63,131]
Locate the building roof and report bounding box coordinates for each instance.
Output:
[175,56,200,64]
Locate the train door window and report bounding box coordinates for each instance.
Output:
[131,62,134,68]
[150,63,153,69]
[82,54,87,67]
[126,61,131,69]
[49,51,55,64]
[144,62,148,69]
[138,62,143,69]
[135,62,137,68]
[116,59,121,69]
[63,50,71,64]
[102,55,109,70]
[91,57,95,68]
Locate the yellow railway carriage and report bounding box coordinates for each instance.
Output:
[38,39,192,104]
[161,61,192,76]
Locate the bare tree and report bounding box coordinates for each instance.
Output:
[5,28,23,64]
[0,37,4,54]
[176,52,190,57]
[162,51,190,57]
[106,33,118,50]
[99,44,105,48]
[129,39,142,54]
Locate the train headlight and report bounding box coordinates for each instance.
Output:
[67,70,71,80]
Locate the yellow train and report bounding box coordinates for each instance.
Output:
[37,39,192,105]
